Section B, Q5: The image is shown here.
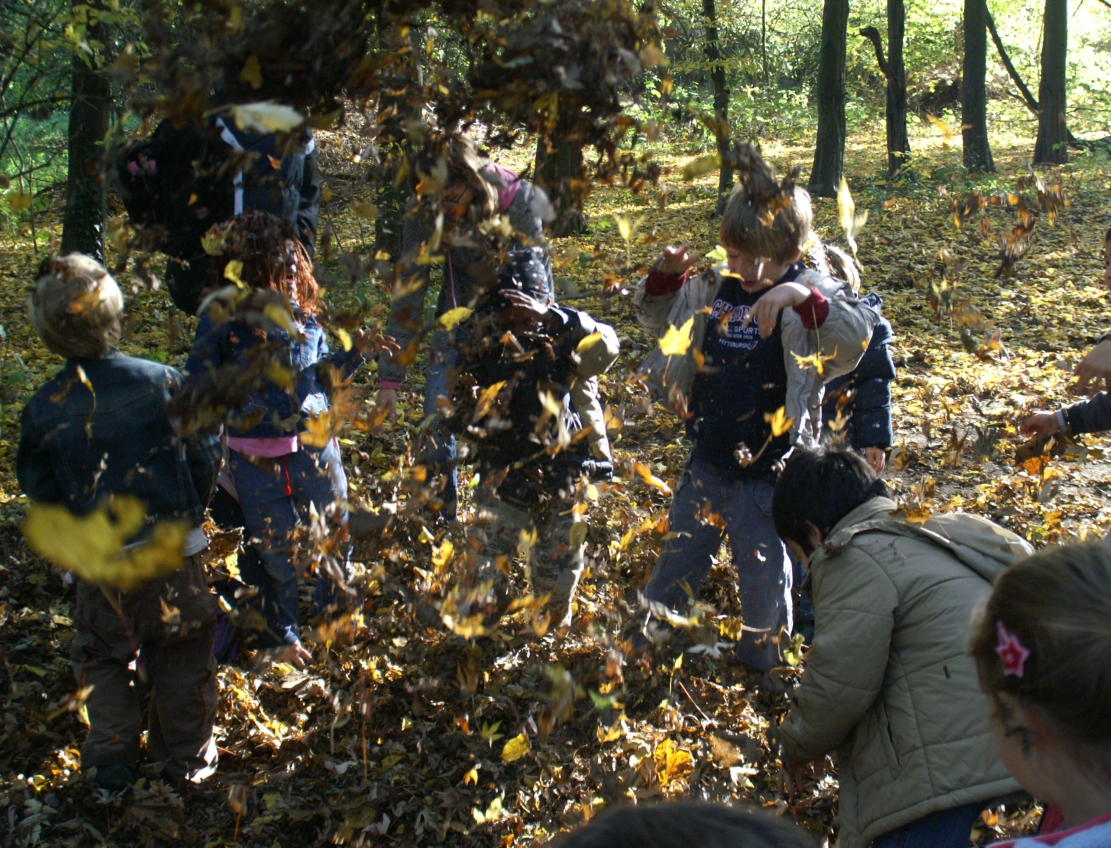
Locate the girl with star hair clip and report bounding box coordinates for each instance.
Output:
[971,542,1111,846]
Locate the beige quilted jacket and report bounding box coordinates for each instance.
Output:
[779,497,1030,848]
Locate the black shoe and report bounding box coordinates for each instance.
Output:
[93,764,134,792]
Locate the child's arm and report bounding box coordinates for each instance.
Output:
[183,313,223,376]
[1022,392,1111,438]
[633,244,699,333]
[16,406,65,504]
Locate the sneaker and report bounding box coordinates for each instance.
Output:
[93,763,134,792]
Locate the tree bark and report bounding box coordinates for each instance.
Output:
[61,15,111,260]
[860,2,910,178]
[961,0,995,172]
[1033,0,1068,164]
[809,0,848,198]
[704,0,733,216]
[535,133,585,237]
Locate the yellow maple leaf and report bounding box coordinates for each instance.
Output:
[764,406,795,438]
[23,496,188,590]
[653,738,694,787]
[658,315,694,357]
[299,410,338,448]
[792,348,838,377]
[500,733,531,763]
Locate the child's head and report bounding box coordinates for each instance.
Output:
[415,132,498,223]
[28,253,124,359]
[970,542,1111,800]
[719,147,812,291]
[212,211,319,314]
[554,801,815,848]
[772,447,887,559]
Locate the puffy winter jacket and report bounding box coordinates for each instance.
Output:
[634,264,880,444]
[780,496,1030,848]
[822,293,895,449]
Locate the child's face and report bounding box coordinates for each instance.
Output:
[723,247,797,293]
[283,240,299,282]
[1104,239,1110,292]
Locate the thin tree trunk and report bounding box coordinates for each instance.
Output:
[986,11,1039,113]
[1033,0,1068,164]
[961,0,996,172]
[61,12,111,260]
[887,0,910,176]
[535,132,585,237]
[704,0,733,215]
[809,0,849,197]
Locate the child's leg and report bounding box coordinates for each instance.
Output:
[142,555,219,785]
[531,498,585,629]
[466,485,532,618]
[421,331,459,521]
[285,440,349,613]
[724,479,793,673]
[641,458,729,614]
[70,581,143,775]
[228,451,301,647]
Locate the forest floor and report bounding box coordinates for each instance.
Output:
[1,115,1110,847]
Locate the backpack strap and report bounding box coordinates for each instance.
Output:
[213,118,245,216]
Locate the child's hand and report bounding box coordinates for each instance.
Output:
[1020,411,1062,437]
[750,282,811,338]
[353,331,400,357]
[864,447,886,474]
[1075,338,1111,393]
[654,244,700,276]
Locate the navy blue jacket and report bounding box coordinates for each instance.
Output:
[822,293,895,449]
[17,352,220,527]
[184,309,364,439]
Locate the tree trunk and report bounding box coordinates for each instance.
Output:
[61,16,111,260]
[535,133,585,237]
[809,0,848,198]
[886,0,910,176]
[1033,0,1068,164]
[961,0,995,172]
[704,0,733,216]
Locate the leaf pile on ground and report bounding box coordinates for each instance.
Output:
[1,124,1110,847]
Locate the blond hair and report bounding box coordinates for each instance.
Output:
[970,542,1111,757]
[28,253,123,359]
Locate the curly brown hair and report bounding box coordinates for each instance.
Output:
[210,211,320,315]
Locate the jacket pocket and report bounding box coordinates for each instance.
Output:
[878,700,902,769]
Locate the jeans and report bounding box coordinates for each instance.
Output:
[642,457,793,672]
[871,802,985,848]
[228,439,348,648]
[422,330,459,521]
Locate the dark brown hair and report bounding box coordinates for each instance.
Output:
[970,542,1111,749]
[554,801,816,848]
[210,211,320,315]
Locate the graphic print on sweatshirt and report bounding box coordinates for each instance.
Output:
[707,299,762,350]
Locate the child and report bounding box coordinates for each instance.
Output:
[632,149,878,671]
[969,542,1111,846]
[17,254,222,790]
[1022,228,1111,440]
[447,248,619,628]
[811,243,895,474]
[184,211,395,667]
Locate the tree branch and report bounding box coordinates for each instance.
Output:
[985,10,1039,115]
[858,26,890,79]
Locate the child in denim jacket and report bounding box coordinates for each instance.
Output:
[17,253,221,790]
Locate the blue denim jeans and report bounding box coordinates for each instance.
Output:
[229,439,348,648]
[422,330,458,521]
[871,802,985,848]
[642,457,793,672]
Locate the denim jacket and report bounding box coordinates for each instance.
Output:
[184,309,364,438]
[17,351,220,526]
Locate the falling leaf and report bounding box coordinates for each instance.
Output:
[7,191,32,212]
[634,461,672,496]
[501,733,531,762]
[349,200,379,219]
[239,54,263,89]
[229,101,304,134]
[658,315,694,357]
[438,306,474,330]
[614,212,646,242]
[764,406,795,438]
[576,332,603,353]
[681,153,721,180]
[23,496,188,590]
[837,178,869,256]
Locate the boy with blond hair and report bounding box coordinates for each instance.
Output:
[17,254,221,790]
[633,150,878,671]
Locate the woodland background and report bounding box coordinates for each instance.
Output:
[1,0,1111,845]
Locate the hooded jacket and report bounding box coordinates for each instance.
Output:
[779,496,1031,848]
[635,264,880,446]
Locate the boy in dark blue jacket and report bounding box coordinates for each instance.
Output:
[17,254,221,790]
